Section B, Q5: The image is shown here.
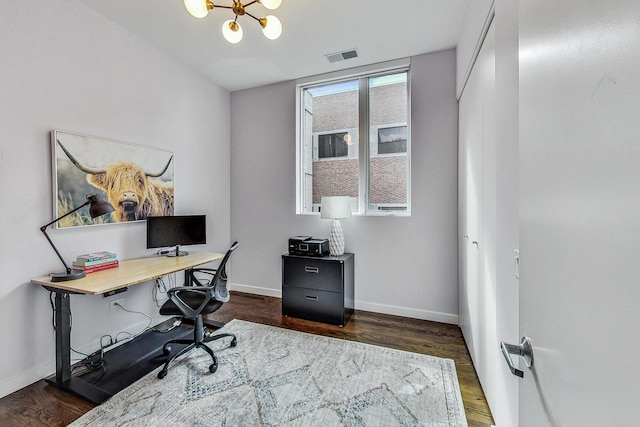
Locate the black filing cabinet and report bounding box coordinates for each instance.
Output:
[282,253,354,326]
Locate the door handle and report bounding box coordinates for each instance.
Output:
[304,266,319,273]
[500,336,534,378]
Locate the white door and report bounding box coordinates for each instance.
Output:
[518,0,640,425]
[458,29,486,360]
[460,21,508,421]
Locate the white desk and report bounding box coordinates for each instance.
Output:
[32,252,224,403]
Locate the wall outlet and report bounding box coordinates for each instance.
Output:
[111,298,125,310]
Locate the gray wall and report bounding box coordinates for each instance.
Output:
[0,0,230,397]
[230,49,459,323]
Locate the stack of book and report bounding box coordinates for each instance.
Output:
[73,251,119,274]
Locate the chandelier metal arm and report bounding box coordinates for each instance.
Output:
[243,10,261,22]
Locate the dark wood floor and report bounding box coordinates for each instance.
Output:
[0,292,493,426]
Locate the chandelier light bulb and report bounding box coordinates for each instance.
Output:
[222,20,243,43]
[261,15,282,40]
[260,0,282,10]
[184,0,210,18]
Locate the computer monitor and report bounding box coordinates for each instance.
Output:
[146,215,206,257]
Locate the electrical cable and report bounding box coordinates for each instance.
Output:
[49,291,56,331]
[70,347,105,378]
[112,302,153,343]
[49,291,72,337]
[153,276,170,307]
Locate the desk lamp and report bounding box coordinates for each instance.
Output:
[40,194,115,282]
[320,196,352,256]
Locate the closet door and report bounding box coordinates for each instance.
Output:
[459,21,500,417]
[458,50,484,356]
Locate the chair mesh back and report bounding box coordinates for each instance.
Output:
[209,242,238,297]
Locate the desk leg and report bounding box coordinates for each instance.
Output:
[46,290,112,404]
[53,292,72,384]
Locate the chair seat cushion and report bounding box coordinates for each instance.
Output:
[159,292,224,317]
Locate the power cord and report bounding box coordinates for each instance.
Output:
[49,291,72,333]
[152,276,169,307]
[163,318,182,332]
[112,301,153,342]
[70,347,105,380]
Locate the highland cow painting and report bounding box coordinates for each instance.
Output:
[52,130,174,228]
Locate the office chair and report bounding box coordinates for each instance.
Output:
[157,241,239,379]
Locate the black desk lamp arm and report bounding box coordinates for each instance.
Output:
[40,199,91,274]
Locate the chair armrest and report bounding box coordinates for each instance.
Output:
[167,286,211,318]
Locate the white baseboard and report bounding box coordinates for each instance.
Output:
[353,301,459,325]
[0,317,166,400]
[0,361,55,400]
[230,282,282,298]
[229,283,458,325]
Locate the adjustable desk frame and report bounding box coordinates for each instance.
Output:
[31,252,223,404]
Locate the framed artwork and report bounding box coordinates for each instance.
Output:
[51,130,174,228]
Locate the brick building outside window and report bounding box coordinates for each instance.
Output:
[299,69,409,214]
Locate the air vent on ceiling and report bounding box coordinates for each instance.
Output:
[325,49,359,63]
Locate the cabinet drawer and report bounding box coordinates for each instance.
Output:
[283,257,343,292]
[282,286,345,325]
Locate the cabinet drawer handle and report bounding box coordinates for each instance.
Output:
[305,295,318,301]
[304,266,319,273]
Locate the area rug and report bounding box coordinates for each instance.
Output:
[70,319,468,426]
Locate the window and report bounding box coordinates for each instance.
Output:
[377,125,407,154]
[296,60,410,215]
[318,132,349,159]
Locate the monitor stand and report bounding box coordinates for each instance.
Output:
[166,246,188,257]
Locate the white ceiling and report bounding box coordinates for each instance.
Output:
[79,0,468,92]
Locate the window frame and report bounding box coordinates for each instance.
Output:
[295,58,412,216]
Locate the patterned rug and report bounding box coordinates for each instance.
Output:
[70,319,468,426]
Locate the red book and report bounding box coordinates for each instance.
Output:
[76,260,119,274]
[73,259,119,271]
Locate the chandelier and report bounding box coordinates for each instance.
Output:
[184,0,283,44]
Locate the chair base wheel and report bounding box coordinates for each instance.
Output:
[209,363,218,373]
[230,337,237,347]
[163,345,171,356]
[158,369,167,379]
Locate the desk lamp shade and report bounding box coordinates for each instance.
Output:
[40,194,115,282]
[320,196,352,256]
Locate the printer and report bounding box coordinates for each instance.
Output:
[288,236,329,257]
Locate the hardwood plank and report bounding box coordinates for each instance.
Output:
[0,292,493,426]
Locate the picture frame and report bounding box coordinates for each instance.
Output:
[51,130,174,228]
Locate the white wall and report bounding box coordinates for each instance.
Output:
[230,49,459,323]
[0,0,230,398]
